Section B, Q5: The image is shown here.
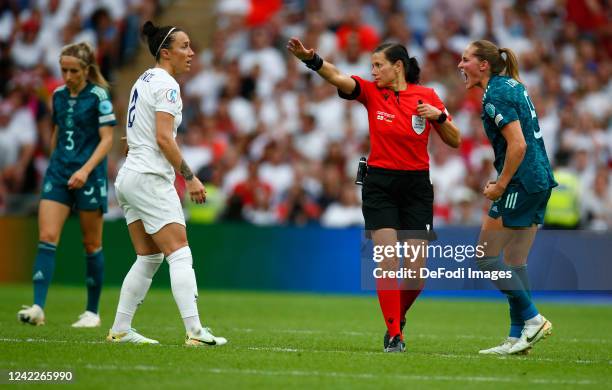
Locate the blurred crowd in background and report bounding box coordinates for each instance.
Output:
[1,0,610,230]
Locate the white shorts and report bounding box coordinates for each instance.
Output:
[115,168,185,234]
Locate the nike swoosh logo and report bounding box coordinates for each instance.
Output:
[533,129,543,139]
[201,340,216,345]
[526,321,547,343]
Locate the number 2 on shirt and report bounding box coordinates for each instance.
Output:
[127,89,138,128]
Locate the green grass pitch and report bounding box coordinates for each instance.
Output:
[1,284,611,389]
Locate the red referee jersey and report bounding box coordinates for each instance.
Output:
[339,75,451,171]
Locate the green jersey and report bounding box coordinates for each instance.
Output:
[481,75,556,194]
[48,82,116,182]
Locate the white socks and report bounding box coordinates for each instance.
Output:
[166,246,202,333]
[112,253,163,333]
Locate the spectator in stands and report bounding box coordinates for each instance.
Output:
[582,166,612,231]
[321,181,363,227]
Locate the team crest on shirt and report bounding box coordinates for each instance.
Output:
[165,89,178,103]
[411,115,426,135]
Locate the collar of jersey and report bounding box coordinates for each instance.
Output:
[66,81,92,99]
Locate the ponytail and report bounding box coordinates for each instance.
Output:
[470,40,522,83]
[60,41,110,89]
[498,47,520,82]
[374,42,420,84]
[406,56,420,84]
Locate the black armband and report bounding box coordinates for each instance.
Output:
[302,53,323,71]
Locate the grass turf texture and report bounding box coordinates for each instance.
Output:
[1,285,611,389]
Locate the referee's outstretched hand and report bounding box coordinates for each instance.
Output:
[186,176,207,204]
[287,37,314,61]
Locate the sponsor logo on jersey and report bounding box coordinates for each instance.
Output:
[411,115,426,135]
[376,110,395,123]
[165,89,178,103]
[533,127,543,139]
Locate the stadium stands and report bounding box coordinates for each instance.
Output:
[1,0,610,229]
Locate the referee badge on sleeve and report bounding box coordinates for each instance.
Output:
[412,115,426,135]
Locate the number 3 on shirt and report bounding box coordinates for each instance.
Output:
[127,89,138,128]
[65,130,74,150]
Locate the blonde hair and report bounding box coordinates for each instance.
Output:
[60,42,109,89]
[470,40,521,82]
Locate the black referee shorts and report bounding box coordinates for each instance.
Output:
[362,167,436,240]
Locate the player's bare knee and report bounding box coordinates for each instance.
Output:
[83,241,102,254]
[163,241,189,258]
[39,231,59,245]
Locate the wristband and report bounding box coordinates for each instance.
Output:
[436,112,447,124]
[302,53,323,71]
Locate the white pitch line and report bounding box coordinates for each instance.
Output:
[238,327,612,344]
[229,327,612,345]
[1,338,609,366]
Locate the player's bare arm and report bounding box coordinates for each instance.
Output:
[179,160,194,181]
[483,120,526,201]
[417,103,461,148]
[155,111,205,203]
[50,125,58,155]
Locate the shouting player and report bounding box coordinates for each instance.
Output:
[458,40,557,355]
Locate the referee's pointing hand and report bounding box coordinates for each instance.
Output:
[287,37,314,61]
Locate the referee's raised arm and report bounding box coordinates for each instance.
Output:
[287,37,356,95]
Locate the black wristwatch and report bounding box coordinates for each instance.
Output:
[436,112,447,124]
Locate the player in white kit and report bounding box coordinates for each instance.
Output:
[106,21,227,346]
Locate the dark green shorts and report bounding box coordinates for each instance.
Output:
[488,183,551,227]
[41,174,108,213]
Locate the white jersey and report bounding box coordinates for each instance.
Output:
[122,67,182,182]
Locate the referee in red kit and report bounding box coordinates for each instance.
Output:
[288,38,461,353]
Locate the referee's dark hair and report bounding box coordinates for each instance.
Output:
[142,21,183,62]
[374,43,420,84]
